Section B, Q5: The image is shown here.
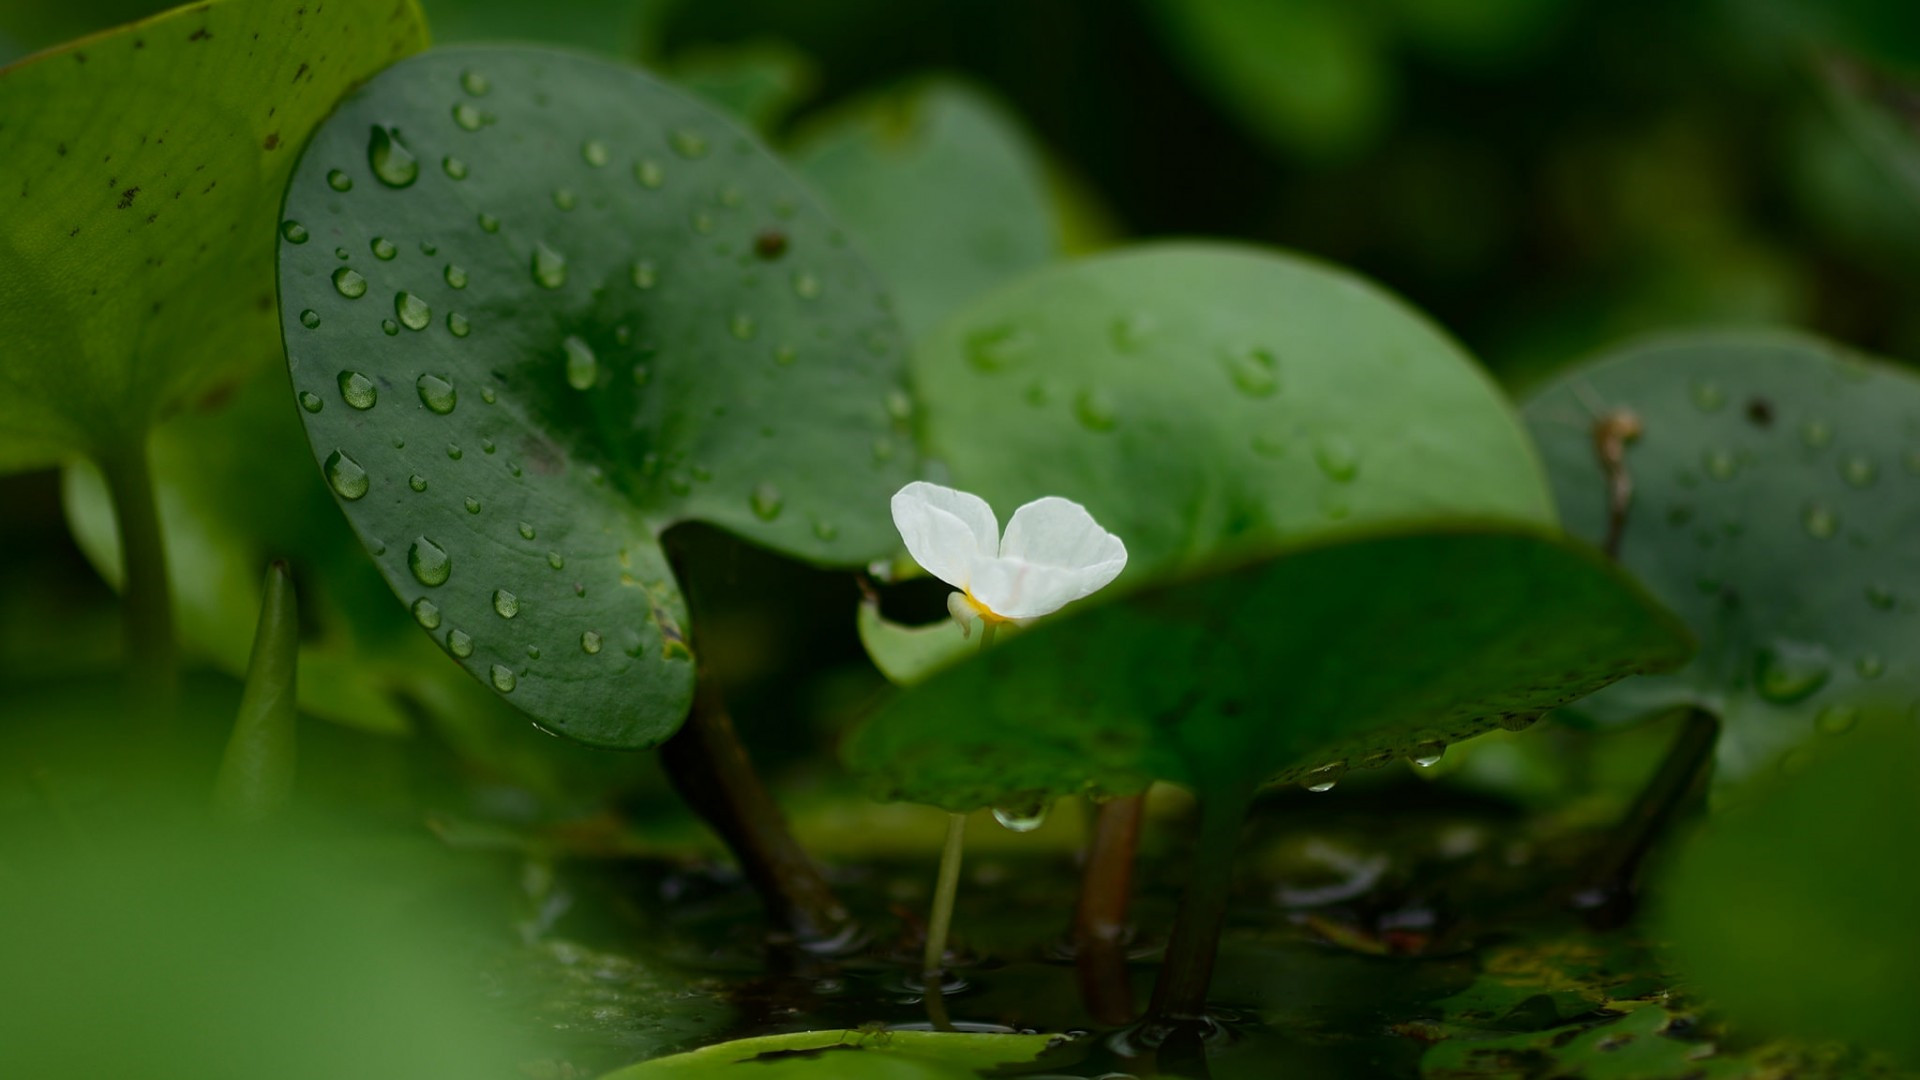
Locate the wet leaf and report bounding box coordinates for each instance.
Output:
[601,1028,1055,1079]
[0,0,428,471]
[792,79,1062,341]
[845,526,1692,810]
[279,46,915,748]
[1522,331,1920,781]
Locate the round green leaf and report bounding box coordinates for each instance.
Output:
[791,79,1062,341]
[911,243,1556,583]
[600,1029,1055,1079]
[279,46,915,749]
[0,0,428,471]
[845,526,1693,811]
[1522,332,1920,781]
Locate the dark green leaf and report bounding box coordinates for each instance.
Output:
[279,46,915,748]
[0,0,428,471]
[845,526,1692,810]
[212,561,299,823]
[1522,331,1920,780]
[667,40,817,133]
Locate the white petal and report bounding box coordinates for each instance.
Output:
[971,497,1126,619]
[890,481,1000,589]
[968,555,1124,619]
[946,591,978,638]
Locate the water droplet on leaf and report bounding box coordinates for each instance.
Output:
[395,291,430,331]
[324,449,368,500]
[490,664,516,692]
[326,169,352,192]
[448,629,473,657]
[493,589,519,618]
[338,371,376,409]
[408,537,451,586]
[531,242,567,289]
[417,373,457,414]
[563,335,597,390]
[750,482,784,521]
[412,598,441,629]
[331,267,367,299]
[1755,641,1831,704]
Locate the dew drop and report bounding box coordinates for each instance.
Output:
[448,629,473,657]
[1816,703,1858,735]
[630,259,658,290]
[581,630,602,655]
[792,271,821,300]
[299,309,320,329]
[417,373,457,414]
[447,312,470,337]
[1410,742,1445,768]
[1251,432,1287,459]
[440,264,468,291]
[772,344,797,366]
[531,242,567,289]
[338,371,377,409]
[872,437,896,462]
[750,482,784,521]
[546,551,565,570]
[323,449,369,500]
[411,598,441,629]
[366,125,419,187]
[886,389,913,423]
[447,444,463,460]
[493,589,519,619]
[370,236,397,260]
[408,474,428,492]
[463,496,481,514]
[453,102,485,131]
[563,335,597,390]
[552,187,576,211]
[490,664,516,692]
[965,324,1029,372]
[1802,502,1837,540]
[669,129,709,159]
[1755,641,1831,704]
[381,319,400,336]
[478,212,500,233]
[281,220,309,243]
[331,267,367,299]
[480,386,496,405]
[991,797,1049,833]
[460,69,489,96]
[1314,436,1360,482]
[395,291,431,331]
[1223,346,1280,397]
[1303,762,1347,793]
[298,391,323,413]
[581,139,609,167]
[408,537,451,587]
[728,313,757,340]
[442,156,468,180]
[635,159,665,188]
[690,210,715,234]
[1074,389,1117,433]
[517,521,536,540]
[1841,454,1878,488]
[326,169,353,192]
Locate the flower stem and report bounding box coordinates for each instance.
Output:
[1574,706,1719,927]
[922,810,968,1030]
[1074,791,1145,1024]
[1145,783,1254,1032]
[99,435,176,714]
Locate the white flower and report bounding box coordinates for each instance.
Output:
[890,481,1128,635]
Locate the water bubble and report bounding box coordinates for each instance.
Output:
[991,797,1049,833]
[338,370,377,409]
[728,313,757,340]
[408,474,428,492]
[635,159,665,188]
[323,449,369,500]
[518,521,536,540]
[281,220,309,244]
[1074,389,1118,432]
[552,187,576,211]
[792,271,821,299]
[493,589,519,619]
[1816,703,1859,735]
[442,156,468,180]
[298,391,323,413]
[581,630,602,655]
[490,664,516,692]
[669,129,709,159]
[965,324,1029,372]
[463,497,481,514]
[1755,641,1831,704]
[408,537,451,586]
[299,309,320,329]
[417,373,457,414]
[630,259,658,290]
[331,267,367,299]
[1223,346,1279,397]
[1689,380,1725,412]
[478,212,500,233]
[1304,762,1346,792]
[1841,454,1878,488]
[531,242,567,289]
[395,291,431,331]
[750,482,784,521]
[367,125,418,187]
[1858,653,1886,679]
[581,139,609,167]
[1314,436,1359,482]
[448,629,473,657]
[1801,502,1837,540]
[453,102,485,131]
[460,69,489,96]
[1410,742,1445,768]
[546,551,564,570]
[326,169,353,192]
[447,312,470,337]
[1800,418,1834,449]
[412,598,441,629]
[563,335,597,390]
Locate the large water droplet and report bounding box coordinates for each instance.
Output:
[490,664,516,692]
[366,125,419,187]
[531,242,567,289]
[750,482,784,521]
[966,324,1029,372]
[563,335,597,390]
[326,169,353,192]
[1223,346,1279,397]
[417,373,457,414]
[395,291,431,331]
[332,267,367,299]
[324,449,368,500]
[408,537,451,587]
[338,370,377,409]
[581,630,603,655]
[370,237,397,260]
[1755,641,1831,704]
[1410,742,1445,768]
[1314,436,1360,482]
[991,796,1049,833]
[281,220,309,244]
[1802,502,1838,540]
[1074,389,1117,432]
[493,589,519,618]
[448,629,473,657]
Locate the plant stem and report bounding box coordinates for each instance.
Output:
[213,562,300,825]
[1574,706,1720,928]
[658,677,853,946]
[921,811,968,1031]
[1145,784,1253,1031]
[1074,792,1145,1024]
[99,436,175,712]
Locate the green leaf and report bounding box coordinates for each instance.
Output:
[910,243,1557,584]
[667,40,817,134]
[1521,331,1920,781]
[0,0,429,471]
[844,526,1693,811]
[414,0,667,59]
[1658,721,1920,1066]
[278,46,915,749]
[855,592,974,686]
[791,79,1063,342]
[598,1029,1055,1079]
[212,561,300,824]
[1820,53,1920,214]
